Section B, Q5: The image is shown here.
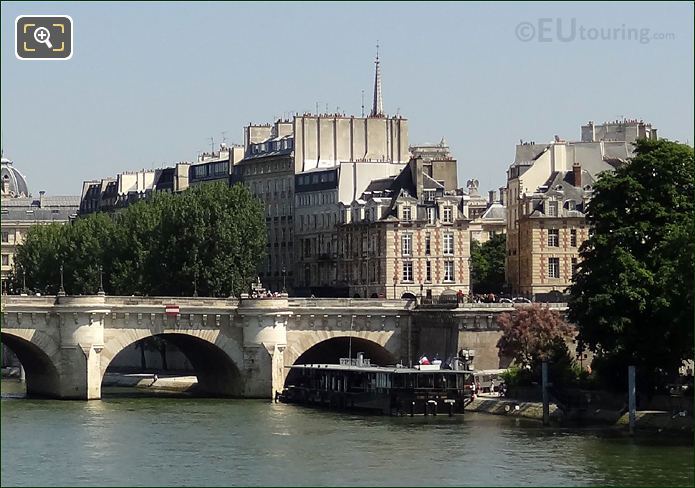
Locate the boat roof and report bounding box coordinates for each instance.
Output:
[288,363,475,374]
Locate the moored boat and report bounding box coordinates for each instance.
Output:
[280,353,476,416]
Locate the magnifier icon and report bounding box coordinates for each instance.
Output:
[33,27,53,49]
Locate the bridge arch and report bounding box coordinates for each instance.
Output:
[100,330,245,396]
[283,332,398,387]
[1,330,62,397]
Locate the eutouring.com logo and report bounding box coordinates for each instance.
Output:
[515,18,676,44]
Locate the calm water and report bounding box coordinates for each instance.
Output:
[1,380,693,487]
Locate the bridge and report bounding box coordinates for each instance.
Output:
[0,295,568,400]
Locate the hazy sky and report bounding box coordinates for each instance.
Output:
[1,1,693,196]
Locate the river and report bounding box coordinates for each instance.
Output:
[1,380,692,486]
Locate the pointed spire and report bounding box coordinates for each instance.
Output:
[371,42,384,117]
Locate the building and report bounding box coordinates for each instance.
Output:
[505,119,658,297]
[515,165,593,298]
[79,164,190,215]
[188,144,244,187]
[1,154,79,291]
[232,51,410,293]
[336,157,471,300]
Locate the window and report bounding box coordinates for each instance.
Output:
[401,234,412,256]
[571,258,578,277]
[547,200,558,217]
[427,207,435,225]
[548,257,560,278]
[1,232,8,243]
[402,206,412,221]
[548,229,559,247]
[443,233,454,255]
[570,229,577,247]
[402,261,413,282]
[425,234,431,255]
[443,206,453,223]
[425,261,432,282]
[567,200,577,211]
[1,254,8,266]
[444,260,455,282]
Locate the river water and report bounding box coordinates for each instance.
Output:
[1,380,692,486]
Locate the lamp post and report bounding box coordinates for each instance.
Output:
[21,265,27,295]
[98,265,105,296]
[193,269,198,297]
[467,256,472,297]
[230,274,235,299]
[282,264,287,294]
[58,264,66,296]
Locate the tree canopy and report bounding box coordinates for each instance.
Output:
[497,304,575,371]
[10,182,267,297]
[470,233,506,294]
[568,139,694,390]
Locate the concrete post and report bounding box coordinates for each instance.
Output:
[628,365,636,435]
[542,361,549,426]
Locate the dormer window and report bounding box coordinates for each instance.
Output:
[402,205,412,222]
[566,200,577,211]
[547,200,558,217]
[443,206,453,223]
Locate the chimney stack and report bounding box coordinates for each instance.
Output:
[39,190,46,207]
[488,190,496,205]
[499,187,506,206]
[573,163,582,187]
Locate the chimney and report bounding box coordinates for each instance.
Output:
[410,157,425,198]
[488,190,496,205]
[573,163,582,187]
[499,187,506,206]
[39,190,46,207]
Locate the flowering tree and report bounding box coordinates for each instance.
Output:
[496,304,575,371]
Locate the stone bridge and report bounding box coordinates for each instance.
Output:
[0,295,568,400]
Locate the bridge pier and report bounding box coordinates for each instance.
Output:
[54,296,109,399]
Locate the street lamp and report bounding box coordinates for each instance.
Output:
[193,269,198,297]
[20,265,27,295]
[58,264,66,296]
[467,256,473,297]
[282,264,287,294]
[98,265,105,296]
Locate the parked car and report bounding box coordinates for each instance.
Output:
[513,297,532,303]
[499,298,513,303]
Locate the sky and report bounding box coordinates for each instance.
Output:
[1,1,693,196]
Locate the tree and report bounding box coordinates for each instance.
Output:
[496,304,575,381]
[11,182,267,297]
[568,139,694,391]
[470,233,506,294]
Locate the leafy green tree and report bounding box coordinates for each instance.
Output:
[470,233,506,294]
[11,182,267,297]
[568,139,694,392]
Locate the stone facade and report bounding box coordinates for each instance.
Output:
[336,157,471,300]
[505,119,658,297]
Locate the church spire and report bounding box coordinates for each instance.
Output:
[371,42,384,117]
